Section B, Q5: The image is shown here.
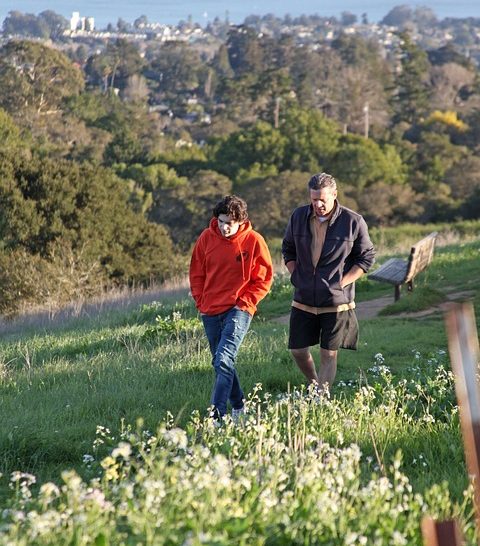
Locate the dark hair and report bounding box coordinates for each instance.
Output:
[213,195,248,222]
[308,172,337,191]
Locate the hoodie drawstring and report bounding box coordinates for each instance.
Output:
[237,240,246,280]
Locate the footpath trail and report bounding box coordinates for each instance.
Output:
[271,295,394,325]
[272,289,476,324]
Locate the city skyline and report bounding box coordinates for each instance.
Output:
[2,0,480,29]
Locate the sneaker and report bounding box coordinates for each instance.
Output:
[231,406,245,425]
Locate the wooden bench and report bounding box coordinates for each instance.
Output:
[368,232,438,301]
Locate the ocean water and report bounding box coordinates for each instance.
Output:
[1,0,479,28]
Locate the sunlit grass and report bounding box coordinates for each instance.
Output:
[0,236,479,543]
[379,286,446,316]
[0,368,475,544]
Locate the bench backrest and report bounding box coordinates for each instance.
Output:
[405,232,438,283]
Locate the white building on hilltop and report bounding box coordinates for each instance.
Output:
[70,11,80,31]
[70,11,95,32]
[84,17,95,31]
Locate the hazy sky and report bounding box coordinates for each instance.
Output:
[2,0,479,28]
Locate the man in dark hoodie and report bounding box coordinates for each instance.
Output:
[282,173,375,395]
[190,195,273,422]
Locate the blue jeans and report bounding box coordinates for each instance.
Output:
[201,306,252,418]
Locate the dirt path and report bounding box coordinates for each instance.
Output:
[271,296,394,325]
[272,290,475,324]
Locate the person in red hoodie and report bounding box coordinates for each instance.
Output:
[189,195,273,423]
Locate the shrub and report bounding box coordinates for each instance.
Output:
[0,243,106,318]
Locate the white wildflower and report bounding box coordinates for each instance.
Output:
[10,472,36,486]
[39,482,60,500]
[392,531,407,545]
[111,442,132,460]
[163,428,188,450]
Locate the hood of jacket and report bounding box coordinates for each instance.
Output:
[189,217,273,316]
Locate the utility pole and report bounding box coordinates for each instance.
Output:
[363,102,369,139]
[274,97,281,129]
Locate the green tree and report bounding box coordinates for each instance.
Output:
[428,43,473,68]
[2,10,67,39]
[390,32,431,125]
[460,186,480,219]
[340,11,357,26]
[0,108,28,154]
[322,35,392,134]
[381,6,413,27]
[241,170,310,237]
[226,26,264,77]
[355,182,424,226]
[2,11,49,38]
[444,155,480,201]
[411,131,466,192]
[118,162,186,193]
[113,162,186,214]
[134,15,149,28]
[212,121,287,181]
[38,10,68,38]
[146,42,202,99]
[0,244,106,317]
[463,109,480,150]
[280,106,340,172]
[211,44,234,79]
[252,68,293,124]
[413,6,437,28]
[0,40,84,118]
[85,39,145,92]
[0,154,178,283]
[149,169,233,248]
[331,33,381,67]
[289,46,339,108]
[104,129,147,165]
[214,73,258,123]
[327,134,406,190]
[77,99,163,166]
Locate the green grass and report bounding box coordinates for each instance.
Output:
[0,236,479,543]
[378,286,446,315]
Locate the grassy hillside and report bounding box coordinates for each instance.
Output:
[0,238,479,544]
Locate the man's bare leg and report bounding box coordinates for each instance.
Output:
[318,348,338,394]
[290,348,319,384]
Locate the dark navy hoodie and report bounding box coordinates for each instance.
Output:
[282,202,375,307]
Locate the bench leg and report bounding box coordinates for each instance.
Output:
[394,285,401,301]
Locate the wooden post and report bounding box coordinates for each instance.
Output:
[421,517,464,545]
[394,284,401,301]
[422,301,477,546]
[444,301,480,540]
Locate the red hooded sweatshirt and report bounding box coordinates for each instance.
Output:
[189,218,273,316]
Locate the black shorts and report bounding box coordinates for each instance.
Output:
[288,307,359,351]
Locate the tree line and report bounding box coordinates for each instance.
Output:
[0,29,479,315]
